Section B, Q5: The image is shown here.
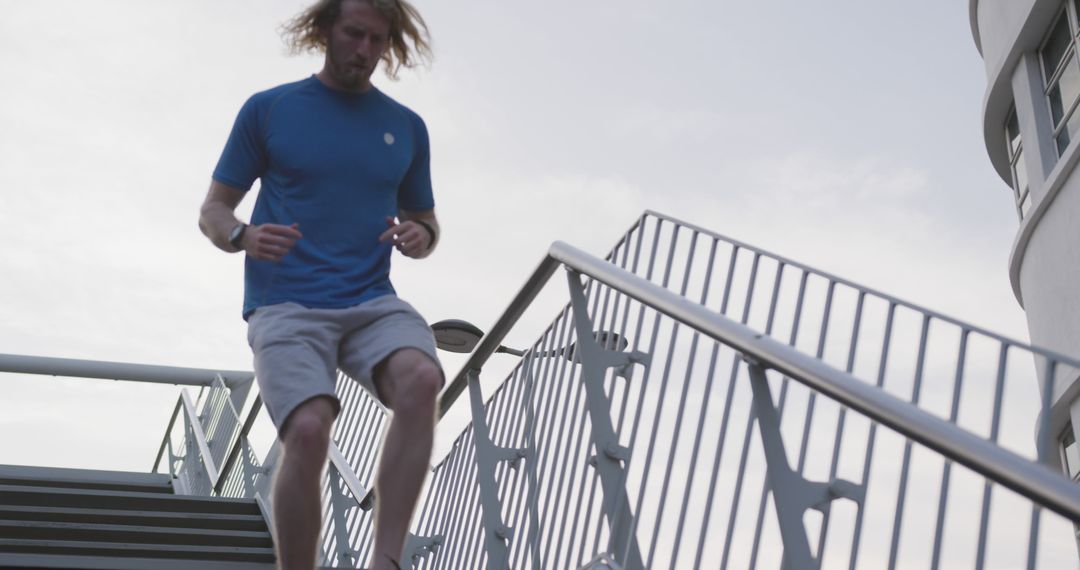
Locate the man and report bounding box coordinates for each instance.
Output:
[198,1,441,569]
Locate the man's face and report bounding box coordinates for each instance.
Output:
[324,0,391,91]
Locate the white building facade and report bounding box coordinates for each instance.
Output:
[972,0,1080,482]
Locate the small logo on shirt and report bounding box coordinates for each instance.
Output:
[384,132,395,145]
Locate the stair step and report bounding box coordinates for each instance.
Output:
[0,485,260,515]
[0,552,277,569]
[0,505,266,531]
[0,538,276,563]
[0,520,272,548]
[0,465,173,494]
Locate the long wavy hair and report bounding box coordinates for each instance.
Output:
[281,0,432,79]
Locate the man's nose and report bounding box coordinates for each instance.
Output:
[357,38,377,55]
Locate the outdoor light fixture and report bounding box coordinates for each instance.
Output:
[429,319,486,354]
[429,319,628,361]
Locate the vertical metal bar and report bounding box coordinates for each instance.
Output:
[746,360,817,570]
[815,290,866,566]
[333,378,362,469]
[667,236,721,567]
[750,269,810,568]
[434,436,471,570]
[514,358,544,570]
[494,367,530,566]
[528,316,567,570]
[525,309,570,566]
[691,250,760,567]
[1027,357,1057,570]
[1026,506,1042,570]
[719,256,770,570]
[975,344,1010,570]
[414,462,448,560]
[458,433,486,570]
[930,329,970,570]
[718,246,740,316]
[887,314,932,570]
[604,224,670,560]
[539,319,583,566]
[848,302,897,570]
[623,253,687,564]
[719,404,760,570]
[795,280,837,476]
[692,351,741,566]
[597,224,664,558]
[643,231,700,568]
[514,318,565,570]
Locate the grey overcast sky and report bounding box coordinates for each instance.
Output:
[0,1,1030,471]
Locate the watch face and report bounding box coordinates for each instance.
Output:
[229,224,245,247]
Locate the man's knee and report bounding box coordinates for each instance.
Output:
[281,397,336,457]
[378,349,442,412]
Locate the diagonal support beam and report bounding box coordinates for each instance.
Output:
[566,270,647,570]
[468,369,528,570]
[745,357,864,570]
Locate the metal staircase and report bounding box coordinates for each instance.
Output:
[2,210,1080,569]
[0,465,275,569]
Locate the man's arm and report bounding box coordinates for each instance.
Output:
[198,179,302,262]
[379,208,439,259]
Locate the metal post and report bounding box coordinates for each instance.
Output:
[467,368,528,570]
[744,357,864,570]
[566,269,649,570]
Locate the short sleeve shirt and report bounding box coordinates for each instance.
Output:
[213,76,434,319]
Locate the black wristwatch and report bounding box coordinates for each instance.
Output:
[228,223,248,251]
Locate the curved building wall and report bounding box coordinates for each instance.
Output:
[975,0,1037,74]
[974,0,1080,481]
[1019,173,1080,366]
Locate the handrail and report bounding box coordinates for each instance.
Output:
[328,443,370,503]
[438,255,561,417]
[0,353,255,388]
[438,240,1080,523]
[544,240,1080,522]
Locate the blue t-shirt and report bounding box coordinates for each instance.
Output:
[213,76,434,319]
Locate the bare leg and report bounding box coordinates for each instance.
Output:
[369,349,442,570]
[273,397,337,570]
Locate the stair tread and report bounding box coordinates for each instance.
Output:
[0,538,275,561]
[0,484,251,504]
[0,465,172,492]
[0,505,265,529]
[0,519,271,540]
[0,485,260,515]
[0,552,277,569]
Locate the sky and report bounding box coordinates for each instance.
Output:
[0,0,1033,475]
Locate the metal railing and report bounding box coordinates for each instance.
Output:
[393,211,1080,569]
[6,210,1080,569]
[0,353,257,498]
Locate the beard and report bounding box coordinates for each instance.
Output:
[327,46,373,90]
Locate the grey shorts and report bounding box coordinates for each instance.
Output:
[246,295,442,433]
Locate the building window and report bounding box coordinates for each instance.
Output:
[1040,2,1080,156]
[1006,109,1031,219]
[1061,423,1080,480]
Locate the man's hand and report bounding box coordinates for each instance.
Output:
[243,223,302,262]
[379,216,431,258]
